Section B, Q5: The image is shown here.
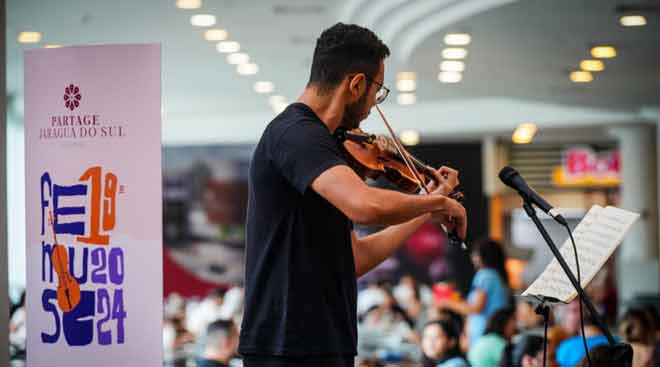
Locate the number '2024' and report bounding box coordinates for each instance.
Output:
[41,245,127,346]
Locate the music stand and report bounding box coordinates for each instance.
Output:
[521,200,632,366]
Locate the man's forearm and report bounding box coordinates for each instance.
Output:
[360,187,448,226]
[353,213,431,277]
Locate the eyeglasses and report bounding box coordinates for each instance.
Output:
[350,73,390,104]
[366,75,390,104]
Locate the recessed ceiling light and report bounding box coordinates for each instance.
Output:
[512,123,537,144]
[444,33,471,46]
[396,71,416,80]
[442,48,468,59]
[396,79,416,92]
[216,41,240,53]
[591,46,616,59]
[440,60,465,72]
[204,29,228,41]
[570,71,593,83]
[237,63,259,75]
[254,81,275,94]
[44,44,62,48]
[620,15,646,27]
[580,60,605,72]
[17,31,42,44]
[396,72,416,91]
[397,93,416,106]
[190,14,216,27]
[438,71,462,83]
[227,52,249,65]
[176,0,202,9]
[400,129,420,145]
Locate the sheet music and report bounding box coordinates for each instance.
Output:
[522,205,639,303]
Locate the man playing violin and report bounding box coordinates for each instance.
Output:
[239,22,467,367]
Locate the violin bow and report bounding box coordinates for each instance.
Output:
[374,105,467,249]
[374,105,429,194]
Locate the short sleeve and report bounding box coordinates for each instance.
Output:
[272,121,348,194]
[472,269,496,293]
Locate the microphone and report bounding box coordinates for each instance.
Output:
[498,166,567,226]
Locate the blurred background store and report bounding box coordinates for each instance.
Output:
[5,0,660,366]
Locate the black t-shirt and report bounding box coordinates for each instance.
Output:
[238,103,357,356]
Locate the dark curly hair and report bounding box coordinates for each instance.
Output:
[484,307,515,338]
[472,238,509,286]
[506,334,544,366]
[618,307,655,344]
[308,22,390,94]
[422,318,464,367]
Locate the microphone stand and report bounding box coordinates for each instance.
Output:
[520,199,632,366]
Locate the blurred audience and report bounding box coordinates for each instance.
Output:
[618,307,657,367]
[555,304,607,367]
[163,309,195,366]
[361,285,419,344]
[161,287,243,366]
[467,307,517,367]
[187,288,228,337]
[544,299,582,366]
[195,319,239,367]
[358,281,387,316]
[7,233,658,367]
[501,333,544,367]
[642,305,660,366]
[516,300,545,335]
[421,319,468,367]
[434,239,511,346]
[577,344,619,367]
[393,274,429,324]
[9,291,26,359]
[542,326,563,367]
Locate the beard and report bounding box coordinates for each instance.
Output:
[340,92,368,130]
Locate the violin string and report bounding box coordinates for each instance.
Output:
[373,105,426,193]
[374,105,428,194]
[409,155,429,172]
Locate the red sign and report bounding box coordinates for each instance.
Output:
[553,146,620,187]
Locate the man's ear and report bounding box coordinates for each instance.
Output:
[347,73,366,101]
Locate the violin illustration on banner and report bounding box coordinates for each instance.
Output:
[48,211,81,312]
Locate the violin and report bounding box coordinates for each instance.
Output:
[336,128,429,193]
[335,105,467,248]
[49,211,81,312]
[336,128,463,199]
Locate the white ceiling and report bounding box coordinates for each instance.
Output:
[6,0,660,144]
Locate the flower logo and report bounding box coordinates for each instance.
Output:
[63,84,82,111]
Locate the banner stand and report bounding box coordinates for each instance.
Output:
[24,44,162,366]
